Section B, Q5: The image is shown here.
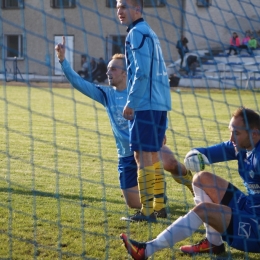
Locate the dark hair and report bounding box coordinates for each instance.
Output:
[232,106,260,130]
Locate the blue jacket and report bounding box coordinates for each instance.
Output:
[125,18,171,111]
[60,59,132,158]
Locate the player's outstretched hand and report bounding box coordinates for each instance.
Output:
[184,149,210,173]
[55,36,65,62]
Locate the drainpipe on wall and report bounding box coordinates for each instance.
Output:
[181,0,186,36]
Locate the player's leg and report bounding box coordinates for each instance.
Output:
[120,203,231,258]
[180,172,243,255]
[151,111,168,217]
[121,186,141,209]
[118,155,141,209]
[160,143,193,195]
[151,151,167,218]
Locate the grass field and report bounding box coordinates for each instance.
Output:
[0,84,260,259]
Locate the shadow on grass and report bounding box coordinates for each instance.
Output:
[0,186,123,207]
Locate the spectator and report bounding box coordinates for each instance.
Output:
[77,54,89,79]
[248,34,257,55]
[176,35,189,68]
[239,32,250,54]
[185,55,199,76]
[227,32,240,55]
[93,57,107,83]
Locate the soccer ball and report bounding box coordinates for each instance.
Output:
[184,150,209,172]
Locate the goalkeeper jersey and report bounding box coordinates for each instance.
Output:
[61,58,132,158]
[196,140,260,212]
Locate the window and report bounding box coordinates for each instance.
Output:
[51,0,76,8]
[112,35,126,55]
[1,0,24,9]
[5,35,23,59]
[197,0,212,7]
[106,35,126,59]
[143,0,165,7]
[106,0,165,8]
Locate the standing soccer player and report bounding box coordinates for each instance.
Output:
[116,0,172,222]
[55,38,193,218]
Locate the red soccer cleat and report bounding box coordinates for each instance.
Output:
[180,237,225,255]
[120,233,147,260]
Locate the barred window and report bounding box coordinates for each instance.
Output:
[51,0,76,8]
[197,0,212,7]
[106,0,165,8]
[5,35,23,58]
[1,0,24,9]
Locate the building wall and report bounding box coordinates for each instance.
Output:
[0,1,183,76]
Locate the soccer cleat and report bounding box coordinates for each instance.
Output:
[120,233,147,260]
[154,207,167,218]
[120,210,157,223]
[180,237,225,255]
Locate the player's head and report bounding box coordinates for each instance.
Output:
[106,53,127,89]
[116,0,143,26]
[229,107,260,151]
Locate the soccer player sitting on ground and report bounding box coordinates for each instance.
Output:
[120,106,260,259]
[55,37,193,219]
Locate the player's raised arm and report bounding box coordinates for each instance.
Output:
[55,36,66,62]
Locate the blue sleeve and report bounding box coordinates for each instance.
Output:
[195,141,237,163]
[126,30,151,109]
[61,59,107,106]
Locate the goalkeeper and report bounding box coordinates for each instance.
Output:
[121,107,260,258]
[55,37,193,219]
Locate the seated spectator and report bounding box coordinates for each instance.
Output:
[185,55,199,76]
[93,57,107,83]
[228,32,240,55]
[239,32,250,54]
[77,54,89,79]
[248,34,257,55]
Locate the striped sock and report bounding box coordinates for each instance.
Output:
[138,166,155,216]
[153,161,166,211]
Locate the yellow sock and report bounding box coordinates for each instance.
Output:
[172,169,194,196]
[138,166,155,216]
[153,161,166,211]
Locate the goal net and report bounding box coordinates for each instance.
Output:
[0,1,260,259]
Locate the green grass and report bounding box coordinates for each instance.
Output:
[0,85,260,259]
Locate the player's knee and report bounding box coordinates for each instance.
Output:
[126,200,141,209]
[193,171,212,187]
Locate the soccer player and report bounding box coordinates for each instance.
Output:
[55,37,193,218]
[116,0,172,222]
[120,107,260,259]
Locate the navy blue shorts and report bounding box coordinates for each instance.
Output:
[221,183,260,252]
[118,155,138,189]
[129,110,167,152]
